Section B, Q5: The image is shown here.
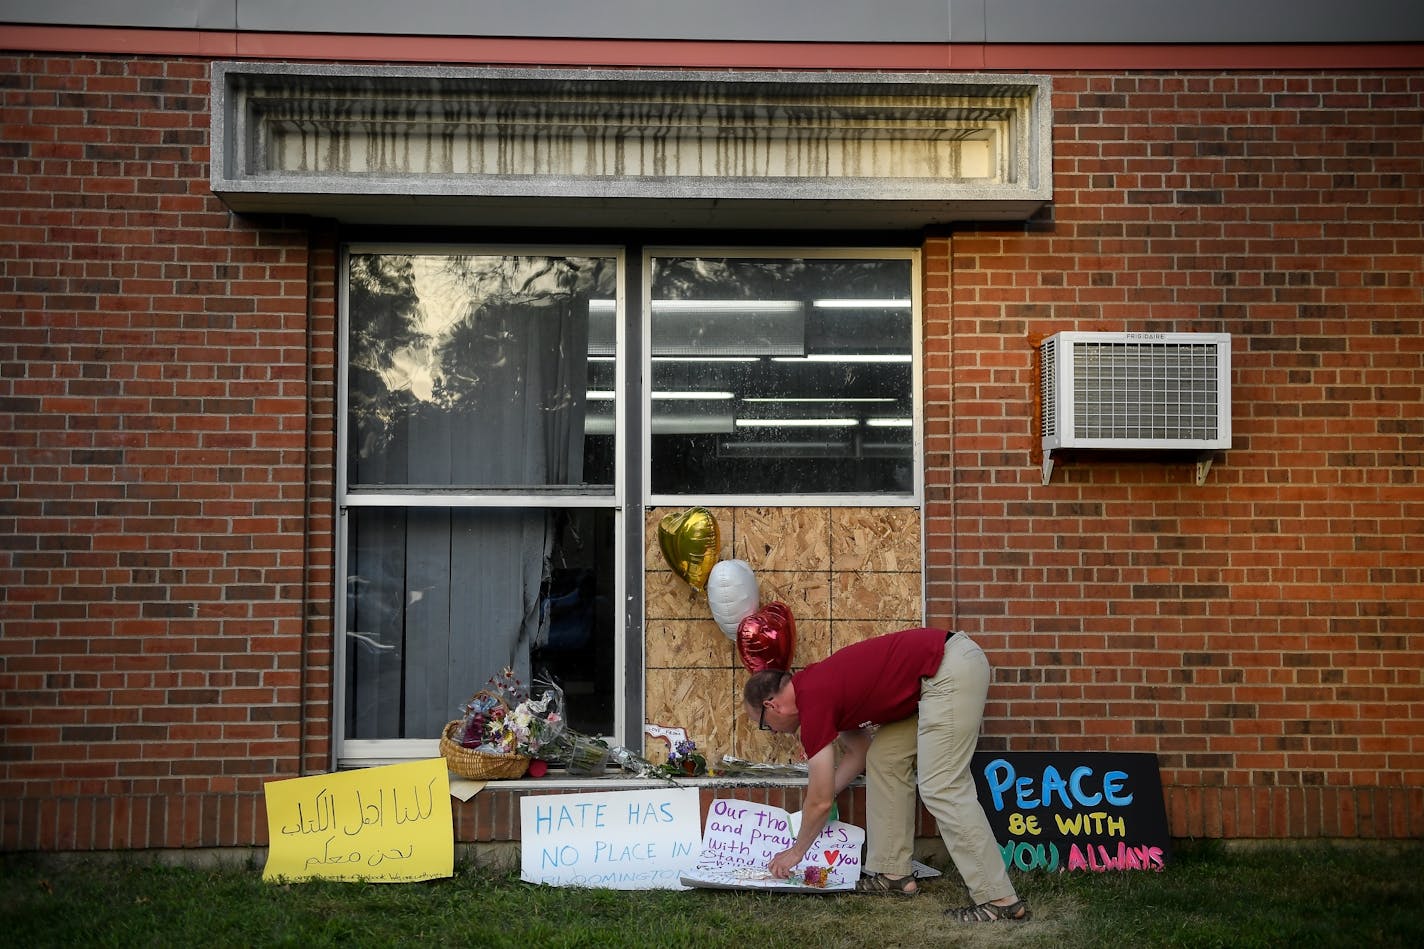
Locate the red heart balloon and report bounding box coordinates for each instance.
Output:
[736,602,796,673]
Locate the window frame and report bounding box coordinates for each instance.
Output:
[334,243,629,769]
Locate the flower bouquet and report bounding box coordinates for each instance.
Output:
[664,739,707,777]
[440,668,566,780]
[551,731,613,777]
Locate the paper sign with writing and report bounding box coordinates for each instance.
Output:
[262,758,453,883]
[971,751,1171,873]
[680,799,865,893]
[520,787,702,889]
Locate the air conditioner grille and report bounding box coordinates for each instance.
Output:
[1040,335,1058,438]
[1073,341,1220,441]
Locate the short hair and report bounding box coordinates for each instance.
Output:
[743,669,790,707]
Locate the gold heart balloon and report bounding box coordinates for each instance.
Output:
[657,507,721,592]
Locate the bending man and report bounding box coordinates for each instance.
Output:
[743,626,1029,923]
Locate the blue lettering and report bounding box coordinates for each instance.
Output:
[1041,766,1070,809]
[627,801,672,824]
[1015,775,1039,809]
[1104,770,1132,805]
[540,844,578,868]
[1069,766,1101,806]
[984,758,1015,812]
[985,760,1134,810]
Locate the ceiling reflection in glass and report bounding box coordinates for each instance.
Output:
[645,254,916,497]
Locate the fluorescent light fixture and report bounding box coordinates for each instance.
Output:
[590,299,802,313]
[812,298,912,309]
[735,418,859,428]
[652,356,759,363]
[653,415,735,434]
[715,440,843,457]
[742,397,895,404]
[771,354,912,363]
[653,299,801,313]
[653,391,735,400]
[866,418,913,428]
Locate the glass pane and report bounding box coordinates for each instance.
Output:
[346,253,618,489]
[344,506,617,741]
[649,255,915,496]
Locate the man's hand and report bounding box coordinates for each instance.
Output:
[769,846,804,879]
[763,743,839,879]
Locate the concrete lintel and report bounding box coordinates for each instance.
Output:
[212,63,1053,229]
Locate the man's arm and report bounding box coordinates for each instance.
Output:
[767,729,869,879]
[832,728,871,795]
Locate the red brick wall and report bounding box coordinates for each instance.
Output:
[923,71,1424,838]
[0,55,314,849]
[1,56,1420,851]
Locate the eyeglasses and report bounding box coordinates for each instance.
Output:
[758,702,772,732]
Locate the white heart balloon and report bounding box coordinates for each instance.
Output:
[707,559,760,639]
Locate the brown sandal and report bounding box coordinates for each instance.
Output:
[854,872,918,897]
[946,898,1030,922]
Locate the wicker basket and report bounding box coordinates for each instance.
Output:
[440,719,530,780]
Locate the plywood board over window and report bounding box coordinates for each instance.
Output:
[645,506,923,765]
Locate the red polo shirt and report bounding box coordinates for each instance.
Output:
[791,626,947,758]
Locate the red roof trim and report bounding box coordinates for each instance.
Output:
[4,25,1423,70]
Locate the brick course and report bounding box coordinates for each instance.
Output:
[1,57,1420,850]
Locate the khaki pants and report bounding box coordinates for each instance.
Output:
[864,631,1017,903]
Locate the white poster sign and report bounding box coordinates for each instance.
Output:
[680,799,865,892]
[519,787,702,889]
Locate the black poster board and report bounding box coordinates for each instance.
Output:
[970,751,1171,872]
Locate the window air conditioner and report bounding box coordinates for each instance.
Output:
[1039,332,1231,485]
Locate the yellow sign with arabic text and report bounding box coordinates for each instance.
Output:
[262,758,453,883]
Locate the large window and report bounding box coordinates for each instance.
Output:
[339,250,623,764]
[336,246,918,764]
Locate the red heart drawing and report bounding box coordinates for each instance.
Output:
[823,850,840,866]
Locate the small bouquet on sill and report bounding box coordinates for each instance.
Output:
[440,668,567,780]
[661,739,707,777]
[549,730,614,777]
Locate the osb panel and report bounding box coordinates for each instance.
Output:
[733,508,831,572]
[830,508,922,573]
[645,571,707,619]
[644,666,733,762]
[645,618,736,669]
[642,505,924,766]
[750,570,832,621]
[832,619,923,652]
[790,618,832,669]
[830,569,922,622]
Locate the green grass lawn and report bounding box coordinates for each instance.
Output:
[4,840,1420,948]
